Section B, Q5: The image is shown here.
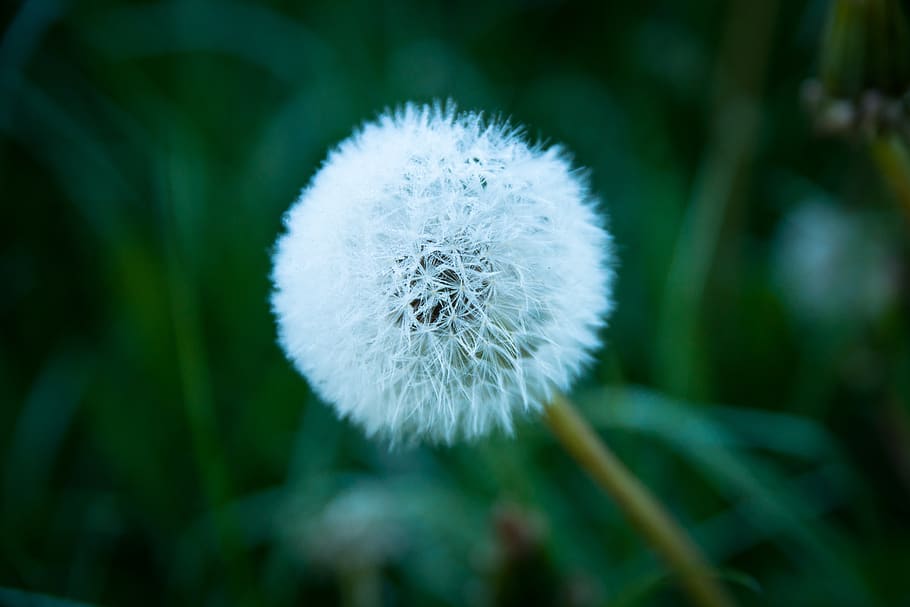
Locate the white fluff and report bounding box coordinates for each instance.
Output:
[271,102,615,444]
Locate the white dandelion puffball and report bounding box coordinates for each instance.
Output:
[271,102,615,444]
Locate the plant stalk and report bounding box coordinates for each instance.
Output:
[870,135,910,224]
[545,394,736,607]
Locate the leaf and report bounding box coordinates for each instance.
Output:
[577,385,871,604]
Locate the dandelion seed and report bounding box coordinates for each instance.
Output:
[271,102,615,444]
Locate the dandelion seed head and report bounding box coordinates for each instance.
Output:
[271,102,615,444]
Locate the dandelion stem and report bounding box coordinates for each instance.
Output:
[545,394,736,607]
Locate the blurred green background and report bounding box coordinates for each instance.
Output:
[2,0,909,605]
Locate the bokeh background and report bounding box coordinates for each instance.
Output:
[2,0,909,605]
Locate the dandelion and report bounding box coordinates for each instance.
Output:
[271,102,614,444]
[271,101,734,607]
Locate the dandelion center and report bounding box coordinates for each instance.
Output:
[393,239,493,331]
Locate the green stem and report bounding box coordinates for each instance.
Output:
[545,394,736,607]
[870,135,910,224]
[161,137,259,607]
[656,0,778,398]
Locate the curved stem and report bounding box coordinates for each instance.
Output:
[545,394,736,607]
